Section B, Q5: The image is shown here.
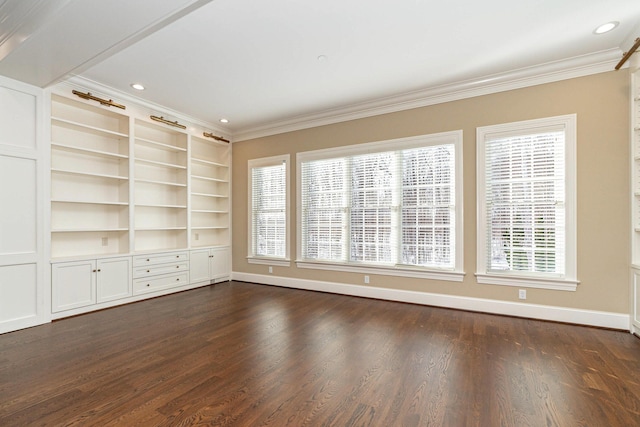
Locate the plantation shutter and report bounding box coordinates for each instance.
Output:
[300,158,348,261]
[401,145,455,268]
[484,130,565,275]
[251,162,287,258]
[350,152,397,263]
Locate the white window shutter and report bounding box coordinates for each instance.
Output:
[251,161,287,258]
[484,131,565,275]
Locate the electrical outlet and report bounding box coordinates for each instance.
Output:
[195,233,199,241]
[518,289,526,300]
[101,237,108,246]
[268,266,273,274]
[364,275,370,284]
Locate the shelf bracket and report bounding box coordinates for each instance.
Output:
[72,90,126,109]
[203,131,230,143]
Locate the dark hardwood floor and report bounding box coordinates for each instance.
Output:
[1,281,639,426]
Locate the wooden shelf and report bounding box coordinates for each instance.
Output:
[191,192,226,198]
[191,157,228,167]
[191,226,228,230]
[51,142,128,159]
[136,227,187,231]
[135,158,186,170]
[52,227,128,233]
[135,178,187,187]
[135,203,187,209]
[51,116,128,138]
[51,168,128,180]
[136,136,187,152]
[51,199,128,206]
[191,174,228,183]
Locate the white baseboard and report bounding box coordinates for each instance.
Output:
[231,272,630,331]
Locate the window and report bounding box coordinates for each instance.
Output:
[297,131,463,281]
[248,155,290,266]
[476,115,577,290]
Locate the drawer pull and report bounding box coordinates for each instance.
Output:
[176,266,180,269]
[146,269,150,273]
[176,278,180,281]
[146,284,150,287]
[146,258,150,262]
[176,255,180,258]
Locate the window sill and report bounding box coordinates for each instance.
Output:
[296,260,465,282]
[248,257,291,267]
[475,273,578,291]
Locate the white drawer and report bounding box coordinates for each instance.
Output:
[133,262,189,279]
[133,272,189,295]
[133,252,189,267]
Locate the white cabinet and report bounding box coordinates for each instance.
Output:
[190,247,230,285]
[0,76,46,334]
[97,257,133,303]
[132,251,189,295]
[52,260,96,312]
[52,257,131,313]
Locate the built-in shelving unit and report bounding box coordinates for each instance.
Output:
[50,94,130,258]
[631,63,640,335]
[49,87,232,320]
[134,120,188,252]
[190,135,230,248]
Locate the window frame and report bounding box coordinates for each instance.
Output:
[296,131,464,282]
[247,154,291,266]
[476,114,578,291]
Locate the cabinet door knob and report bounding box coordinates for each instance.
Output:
[176,255,180,258]
[146,269,150,273]
[176,266,180,268]
[146,284,150,287]
[176,278,180,281]
[97,269,101,272]
[146,258,150,262]
[92,269,97,273]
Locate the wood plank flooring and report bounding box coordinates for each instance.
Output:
[1,281,639,426]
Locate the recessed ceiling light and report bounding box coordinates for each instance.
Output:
[220,118,229,123]
[130,83,145,90]
[594,21,619,34]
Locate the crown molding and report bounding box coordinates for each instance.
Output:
[63,75,230,138]
[233,49,623,142]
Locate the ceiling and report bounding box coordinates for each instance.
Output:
[1,0,639,140]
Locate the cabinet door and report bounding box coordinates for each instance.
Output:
[52,260,96,312]
[210,247,230,281]
[190,248,211,284]
[97,257,132,303]
[0,76,46,334]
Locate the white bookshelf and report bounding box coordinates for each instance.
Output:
[50,94,130,258]
[49,87,231,319]
[134,119,188,252]
[190,135,230,248]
